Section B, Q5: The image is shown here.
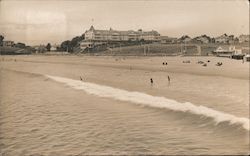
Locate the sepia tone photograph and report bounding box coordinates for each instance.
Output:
[0,0,249,155]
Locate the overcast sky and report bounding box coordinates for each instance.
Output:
[0,0,249,45]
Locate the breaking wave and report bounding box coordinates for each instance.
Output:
[46,75,249,131]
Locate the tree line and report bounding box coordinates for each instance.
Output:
[58,34,85,52]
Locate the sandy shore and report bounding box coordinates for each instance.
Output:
[1,55,249,79]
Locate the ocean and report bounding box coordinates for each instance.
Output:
[0,56,249,155]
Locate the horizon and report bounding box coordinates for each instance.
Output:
[0,0,249,46]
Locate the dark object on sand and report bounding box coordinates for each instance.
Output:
[168,76,170,83]
[162,62,165,65]
[207,60,210,63]
[80,76,83,81]
[197,61,204,64]
[216,62,223,66]
[203,63,207,67]
[150,78,153,85]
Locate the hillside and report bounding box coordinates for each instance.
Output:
[100,44,201,56]
[0,46,32,55]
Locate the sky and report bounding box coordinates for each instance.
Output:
[0,0,249,45]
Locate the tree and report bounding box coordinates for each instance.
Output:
[70,36,81,48]
[211,38,215,43]
[59,34,85,53]
[229,35,234,40]
[46,43,51,51]
[0,35,4,46]
[60,40,71,52]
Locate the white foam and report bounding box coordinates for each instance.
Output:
[46,75,249,131]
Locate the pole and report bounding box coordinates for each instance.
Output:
[144,45,146,56]
[119,43,121,52]
[184,40,187,54]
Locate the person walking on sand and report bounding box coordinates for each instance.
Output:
[168,75,170,85]
[150,78,153,86]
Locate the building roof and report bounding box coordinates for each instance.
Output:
[215,34,230,40]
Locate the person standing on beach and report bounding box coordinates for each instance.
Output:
[150,78,153,86]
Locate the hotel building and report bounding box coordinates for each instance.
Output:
[84,26,160,42]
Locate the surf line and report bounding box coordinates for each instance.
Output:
[46,75,249,131]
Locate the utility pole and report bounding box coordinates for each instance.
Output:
[119,43,121,53]
[148,45,150,54]
[185,40,187,54]
[183,40,186,55]
[144,44,146,56]
[180,43,182,55]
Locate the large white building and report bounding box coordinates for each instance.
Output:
[84,26,160,42]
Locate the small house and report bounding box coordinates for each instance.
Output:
[244,54,250,62]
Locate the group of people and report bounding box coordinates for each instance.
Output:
[196,60,223,67]
[150,75,170,86]
[162,62,168,65]
[79,60,172,87]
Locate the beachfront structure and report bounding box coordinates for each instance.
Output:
[244,54,250,62]
[213,45,235,57]
[213,45,250,57]
[2,40,14,47]
[241,47,250,55]
[84,26,160,42]
[239,34,250,43]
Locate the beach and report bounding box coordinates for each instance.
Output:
[0,55,249,155]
